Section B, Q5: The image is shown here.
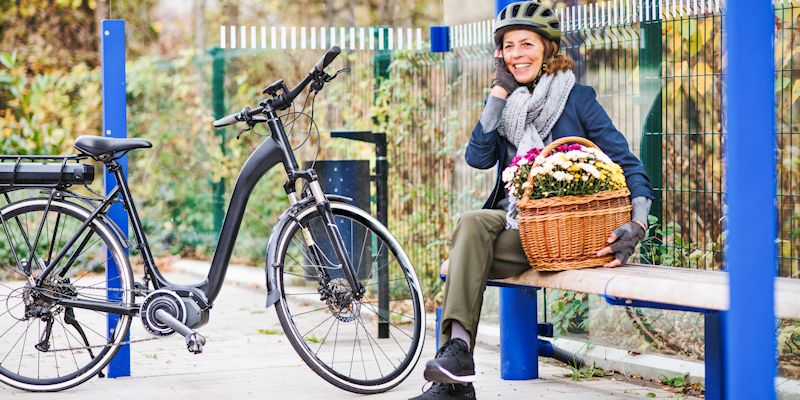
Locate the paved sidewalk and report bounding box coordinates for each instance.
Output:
[0,263,702,399]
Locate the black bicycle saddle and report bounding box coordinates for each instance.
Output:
[74,135,152,157]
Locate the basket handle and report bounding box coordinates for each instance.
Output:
[518,136,601,207]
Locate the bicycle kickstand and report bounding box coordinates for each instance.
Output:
[154,309,207,354]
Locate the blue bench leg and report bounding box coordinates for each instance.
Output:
[499,286,539,380]
[705,310,725,400]
[436,307,442,351]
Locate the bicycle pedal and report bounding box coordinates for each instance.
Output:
[185,332,206,354]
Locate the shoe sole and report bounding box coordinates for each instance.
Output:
[423,365,477,384]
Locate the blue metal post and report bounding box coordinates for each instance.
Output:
[102,19,130,378]
[725,2,776,399]
[430,27,450,53]
[499,287,538,380]
[436,307,442,351]
[705,311,725,400]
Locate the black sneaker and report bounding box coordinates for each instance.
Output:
[423,338,476,383]
[408,382,476,400]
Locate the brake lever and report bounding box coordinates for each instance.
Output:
[235,106,258,139]
[236,126,252,140]
[324,68,350,82]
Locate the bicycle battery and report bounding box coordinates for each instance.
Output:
[0,162,95,187]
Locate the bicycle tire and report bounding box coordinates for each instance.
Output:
[273,202,425,394]
[0,198,134,391]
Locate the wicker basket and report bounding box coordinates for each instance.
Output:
[516,137,632,271]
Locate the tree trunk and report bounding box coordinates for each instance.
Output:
[94,0,108,53]
[194,0,206,52]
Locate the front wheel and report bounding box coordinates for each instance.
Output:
[274,202,425,394]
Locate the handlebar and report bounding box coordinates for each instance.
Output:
[212,46,341,130]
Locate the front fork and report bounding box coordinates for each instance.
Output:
[300,180,365,299]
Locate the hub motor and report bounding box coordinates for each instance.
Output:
[140,289,187,337]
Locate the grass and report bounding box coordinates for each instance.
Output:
[564,362,613,381]
[304,334,323,343]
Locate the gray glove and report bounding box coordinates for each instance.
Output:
[609,222,646,266]
[491,57,519,96]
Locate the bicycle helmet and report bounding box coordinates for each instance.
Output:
[494,1,561,47]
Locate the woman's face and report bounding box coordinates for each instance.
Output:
[502,29,546,84]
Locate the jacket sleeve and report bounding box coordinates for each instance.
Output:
[576,86,655,200]
[465,99,504,170]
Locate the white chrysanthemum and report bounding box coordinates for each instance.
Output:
[522,181,531,188]
[535,155,545,165]
[581,175,589,181]
[502,166,518,182]
[565,150,590,161]
[518,157,528,166]
[553,171,568,181]
[579,163,602,179]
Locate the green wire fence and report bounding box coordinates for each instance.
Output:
[123,1,800,378]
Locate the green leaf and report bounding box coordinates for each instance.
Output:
[646,393,656,398]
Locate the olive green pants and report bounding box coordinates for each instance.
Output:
[439,209,532,352]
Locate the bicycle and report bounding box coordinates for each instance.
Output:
[0,46,425,393]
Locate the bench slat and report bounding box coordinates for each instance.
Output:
[439,261,800,320]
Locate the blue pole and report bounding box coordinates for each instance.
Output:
[499,287,538,379]
[725,1,776,399]
[495,0,514,20]
[102,19,131,378]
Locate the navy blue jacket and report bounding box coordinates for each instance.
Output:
[466,83,654,210]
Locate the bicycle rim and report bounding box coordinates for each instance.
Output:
[274,202,425,394]
[0,198,133,391]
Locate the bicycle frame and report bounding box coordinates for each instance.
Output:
[16,99,362,313]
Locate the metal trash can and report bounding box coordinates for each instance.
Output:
[303,160,371,281]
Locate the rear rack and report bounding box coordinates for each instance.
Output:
[0,155,95,189]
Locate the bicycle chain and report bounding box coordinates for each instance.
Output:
[38,283,160,353]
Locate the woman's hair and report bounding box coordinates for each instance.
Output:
[539,33,574,74]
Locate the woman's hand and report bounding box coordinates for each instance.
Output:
[596,220,646,268]
[491,48,518,98]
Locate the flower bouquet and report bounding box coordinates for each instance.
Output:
[502,137,632,271]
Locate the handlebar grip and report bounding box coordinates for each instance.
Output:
[314,46,341,72]
[212,113,240,130]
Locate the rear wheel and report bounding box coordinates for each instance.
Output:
[274,202,425,394]
[0,198,133,391]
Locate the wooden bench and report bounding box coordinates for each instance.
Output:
[439,260,800,400]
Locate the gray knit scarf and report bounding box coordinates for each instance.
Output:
[497,69,576,230]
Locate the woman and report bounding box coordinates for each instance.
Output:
[410,2,654,399]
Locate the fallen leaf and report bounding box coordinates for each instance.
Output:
[663,386,672,390]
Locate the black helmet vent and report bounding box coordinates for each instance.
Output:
[549,21,560,30]
[511,4,521,18]
[500,9,507,20]
[524,3,539,17]
[541,8,553,17]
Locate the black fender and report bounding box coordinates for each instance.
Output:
[264,194,352,308]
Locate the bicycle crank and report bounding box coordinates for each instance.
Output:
[154,309,206,354]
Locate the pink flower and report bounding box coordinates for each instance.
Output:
[511,156,522,165]
[526,147,542,158]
